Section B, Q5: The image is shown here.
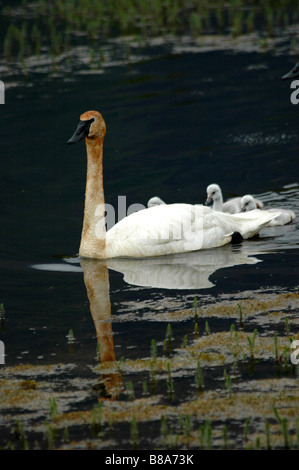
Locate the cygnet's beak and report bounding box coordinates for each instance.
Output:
[281,62,299,80]
[67,118,95,144]
[205,197,212,206]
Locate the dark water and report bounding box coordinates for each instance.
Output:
[0,42,298,448]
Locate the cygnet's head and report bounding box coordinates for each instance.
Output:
[205,184,221,205]
[67,110,106,144]
[147,196,165,208]
[281,61,299,80]
[240,195,257,212]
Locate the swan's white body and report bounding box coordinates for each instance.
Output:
[68,111,280,260]
[147,196,165,208]
[240,195,295,227]
[104,203,278,258]
[206,183,263,214]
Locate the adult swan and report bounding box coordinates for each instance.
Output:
[68,110,279,259]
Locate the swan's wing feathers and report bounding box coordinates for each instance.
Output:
[106,204,212,257]
[105,204,279,258]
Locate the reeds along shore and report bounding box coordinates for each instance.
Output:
[3,0,299,62]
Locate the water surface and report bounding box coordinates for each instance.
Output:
[0,36,298,449]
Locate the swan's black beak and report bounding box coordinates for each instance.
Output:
[67,118,95,144]
[205,197,212,206]
[281,62,299,80]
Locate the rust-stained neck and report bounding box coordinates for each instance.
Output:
[79,135,106,258]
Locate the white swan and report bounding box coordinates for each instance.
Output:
[67,110,280,259]
[147,196,165,208]
[205,183,264,214]
[240,194,295,226]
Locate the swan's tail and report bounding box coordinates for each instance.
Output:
[228,209,281,239]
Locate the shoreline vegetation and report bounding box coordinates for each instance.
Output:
[2,0,299,66]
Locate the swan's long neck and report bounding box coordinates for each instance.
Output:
[213,193,223,211]
[79,137,106,258]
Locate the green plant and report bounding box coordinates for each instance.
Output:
[199,420,212,449]
[131,416,138,449]
[223,425,228,450]
[237,303,244,329]
[247,328,258,358]
[167,362,174,402]
[49,397,58,420]
[151,338,157,359]
[224,369,232,397]
[126,380,135,400]
[196,360,204,392]
[90,402,103,438]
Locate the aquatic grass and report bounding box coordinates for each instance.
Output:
[142,381,148,396]
[63,426,69,444]
[126,380,135,400]
[193,297,198,322]
[151,338,157,360]
[282,345,291,372]
[149,360,157,395]
[273,407,291,449]
[281,417,290,450]
[13,420,29,450]
[90,402,103,438]
[190,11,203,38]
[223,369,232,397]
[199,419,212,450]
[265,420,271,450]
[237,303,244,329]
[184,414,192,448]
[223,425,228,450]
[273,406,281,424]
[131,416,138,449]
[165,323,173,355]
[1,290,299,449]
[196,360,204,393]
[44,422,55,450]
[204,320,210,336]
[67,329,75,354]
[44,420,59,450]
[244,417,251,444]
[247,328,258,358]
[49,397,58,420]
[3,0,299,66]
[167,362,174,402]
[273,333,279,362]
[67,329,74,344]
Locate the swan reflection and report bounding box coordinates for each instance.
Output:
[80,258,122,398]
[33,244,261,290]
[32,245,261,397]
[105,245,260,289]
